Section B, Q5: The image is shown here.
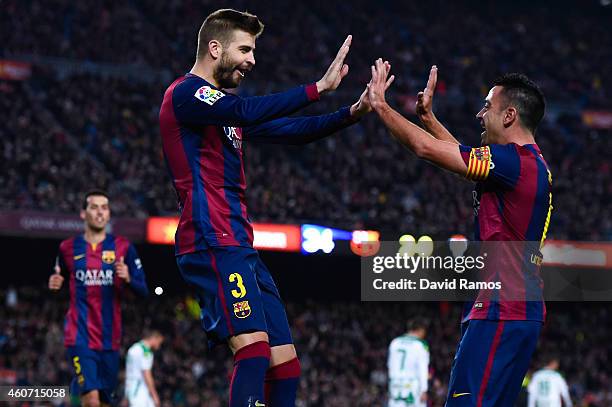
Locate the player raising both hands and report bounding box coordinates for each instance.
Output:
[368,59,552,406]
[159,8,392,407]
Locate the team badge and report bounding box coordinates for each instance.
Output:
[102,250,116,264]
[233,301,251,318]
[194,86,225,106]
[466,146,492,181]
[473,146,490,161]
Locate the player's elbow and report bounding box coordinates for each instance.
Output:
[413,140,431,160]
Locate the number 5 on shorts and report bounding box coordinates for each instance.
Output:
[229,273,247,298]
[72,356,82,375]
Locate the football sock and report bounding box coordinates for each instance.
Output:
[230,341,271,407]
[264,357,301,406]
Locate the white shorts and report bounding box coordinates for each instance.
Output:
[388,378,426,407]
[126,380,155,407]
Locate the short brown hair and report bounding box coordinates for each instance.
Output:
[196,9,264,60]
[82,190,109,210]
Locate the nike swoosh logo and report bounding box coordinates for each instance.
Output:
[74,254,86,260]
[452,392,471,398]
[254,402,265,407]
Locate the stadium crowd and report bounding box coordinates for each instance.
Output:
[0,286,610,406]
[1,0,611,240]
[1,2,611,407]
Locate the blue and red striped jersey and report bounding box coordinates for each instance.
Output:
[57,234,148,351]
[459,143,553,322]
[159,73,358,255]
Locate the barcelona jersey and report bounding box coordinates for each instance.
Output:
[159,73,357,255]
[459,143,553,322]
[58,234,148,351]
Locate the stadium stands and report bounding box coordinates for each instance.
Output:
[1,288,610,405]
[1,0,610,239]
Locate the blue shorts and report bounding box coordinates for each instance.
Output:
[445,320,542,407]
[177,246,293,348]
[66,346,119,404]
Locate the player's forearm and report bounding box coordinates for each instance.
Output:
[143,371,159,400]
[271,107,357,145]
[246,106,358,145]
[128,275,149,297]
[419,112,459,144]
[374,103,435,158]
[231,84,320,126]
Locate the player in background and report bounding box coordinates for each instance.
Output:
[387,319,430,407]
[49,190,149,407]
[368,60,551,407]
[125,329,165,407]
[528,356,572,407]
[159,9,392,407]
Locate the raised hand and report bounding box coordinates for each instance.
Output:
[350,60,394,118]
[416,65,438,118]
[316,35,352,95]
[367,58,395,112]
[49,260,64,290]
[115,256,131,283]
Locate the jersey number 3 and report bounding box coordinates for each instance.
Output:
[229,273,247,298]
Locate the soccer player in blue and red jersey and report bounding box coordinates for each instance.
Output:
[159,9,391,407]
[368,60,552,406]
[48,190,149,407]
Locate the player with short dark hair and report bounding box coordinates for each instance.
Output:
[82,190,111,210]
[49,190,149,407]
[368,61,552,406]
[125,329,165,407]
[388,319,430,407]
[159,8,391,407]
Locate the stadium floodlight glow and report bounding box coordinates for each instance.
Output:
[252,224,301,252]
[146,217,301,251]
[350,230,381,256]
[301,224,335,254]
[398,234,434,257]
[449,234,469,258]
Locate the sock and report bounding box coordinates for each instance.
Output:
[230,341,271,407]
[264,357,301,406]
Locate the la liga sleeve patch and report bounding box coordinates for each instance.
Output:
[194,85,225,106]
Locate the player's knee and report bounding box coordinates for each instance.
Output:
[81,391,101,407]
[270,343,298,367]
[229,331,270,354]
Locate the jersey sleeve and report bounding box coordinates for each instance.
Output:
[125,244,149,297]
[527,374,537,407]
[56,250,67,272]
[56,240,70,272]
[419,342,430,392]
[558,375,572,407]
[459,144,521,188]
[173,79,320,128]
[387,340,395,371]
[243,107,358,145]
[141,352,154,371]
